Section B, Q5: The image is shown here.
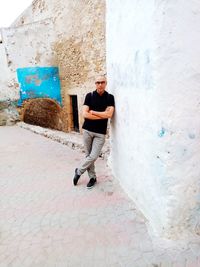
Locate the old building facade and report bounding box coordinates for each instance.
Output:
[0,0,106,131]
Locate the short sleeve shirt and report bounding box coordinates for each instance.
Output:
[82,90,115,134]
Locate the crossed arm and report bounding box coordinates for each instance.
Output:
[82,105,114,120]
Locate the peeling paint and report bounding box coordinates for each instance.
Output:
[158,127,166,137]
[17,67,62,106]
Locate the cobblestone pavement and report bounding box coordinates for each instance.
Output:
[1,126,200,267]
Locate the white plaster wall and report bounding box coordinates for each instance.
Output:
[0,39,8,81]
[2,20,56,70]
[0,43,9,99]
[0,31,15,101]
[12,0,103,42]
[0,19,57,101]
[107,0,200,239]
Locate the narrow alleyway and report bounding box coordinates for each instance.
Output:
[0,126,200,267]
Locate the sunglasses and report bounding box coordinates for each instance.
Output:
[95,81,106,85]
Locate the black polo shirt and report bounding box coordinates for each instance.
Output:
[82,90,115,134]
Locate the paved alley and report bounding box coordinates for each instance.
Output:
[0,126,200,267]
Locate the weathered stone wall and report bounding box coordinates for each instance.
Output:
[0,30,19,125]
[107,0,200,240]
[8,0,106,131]
[0,30,15,101]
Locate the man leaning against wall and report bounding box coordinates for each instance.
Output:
[73,75,115,189]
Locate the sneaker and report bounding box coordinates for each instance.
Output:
[73,168,81,186]
[87,178,97,189]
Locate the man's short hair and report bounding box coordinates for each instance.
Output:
[95,74,107,81]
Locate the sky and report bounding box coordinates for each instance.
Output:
[0,0,33,28]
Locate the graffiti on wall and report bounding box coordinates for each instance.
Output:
[17,67,62,106]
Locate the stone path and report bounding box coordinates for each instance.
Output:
[1,126,200,267]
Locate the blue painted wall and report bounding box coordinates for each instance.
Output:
[17,67,62,106]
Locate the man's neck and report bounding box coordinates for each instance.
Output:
[96,89,106,96]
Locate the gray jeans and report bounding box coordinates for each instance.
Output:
[78,130,106,179]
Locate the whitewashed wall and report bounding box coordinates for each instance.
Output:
[2,20,56,70]
[107,0,200,239]
[0,20,56,102]
[0,31,13,101]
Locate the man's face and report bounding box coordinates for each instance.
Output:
[95,76,107,95]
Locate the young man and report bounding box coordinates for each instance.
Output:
[73,75,115,189]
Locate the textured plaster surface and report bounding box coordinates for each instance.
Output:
[107,0,200,238]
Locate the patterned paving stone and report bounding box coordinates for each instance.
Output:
[1,126,200,267]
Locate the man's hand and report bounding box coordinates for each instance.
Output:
[89,106,114,119]
[82,105,102,120]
